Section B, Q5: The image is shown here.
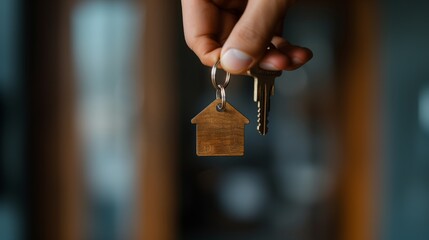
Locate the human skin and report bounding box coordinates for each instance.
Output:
[181,0,313,74]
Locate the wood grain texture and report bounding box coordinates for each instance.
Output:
[192,99,249,156]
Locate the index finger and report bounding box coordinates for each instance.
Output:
[181,0,222,66]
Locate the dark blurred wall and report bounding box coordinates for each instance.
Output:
[0,0,25,238]
[381,0,429,240]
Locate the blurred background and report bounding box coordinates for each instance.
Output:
[1,0,428,239]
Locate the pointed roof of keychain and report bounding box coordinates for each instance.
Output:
[191,99,249,156]
[191,99,249,124]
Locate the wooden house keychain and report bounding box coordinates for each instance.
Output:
[191,61,249,156]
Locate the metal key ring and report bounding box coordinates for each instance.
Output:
[211,60,230,91]
[216,84,226,112]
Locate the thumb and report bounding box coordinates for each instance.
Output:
[220,0,289,74]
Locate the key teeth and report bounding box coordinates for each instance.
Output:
[257,107,269,135]
[256,122,269,135]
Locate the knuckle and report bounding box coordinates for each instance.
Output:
[201,58,212,67]
[236,25,264,44]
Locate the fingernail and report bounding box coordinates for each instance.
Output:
[259,62,280,71]
[221,49,252,73]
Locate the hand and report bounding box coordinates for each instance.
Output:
[181,0,313,74]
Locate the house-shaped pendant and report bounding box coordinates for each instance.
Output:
[191,99,249,156]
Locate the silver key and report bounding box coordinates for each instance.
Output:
[246,67,282,135]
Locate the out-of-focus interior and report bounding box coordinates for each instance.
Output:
[1,0,429,239]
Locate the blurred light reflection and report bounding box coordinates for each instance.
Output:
[218,170,268,221]
[72,1,141,239]
[419,86,429,133]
